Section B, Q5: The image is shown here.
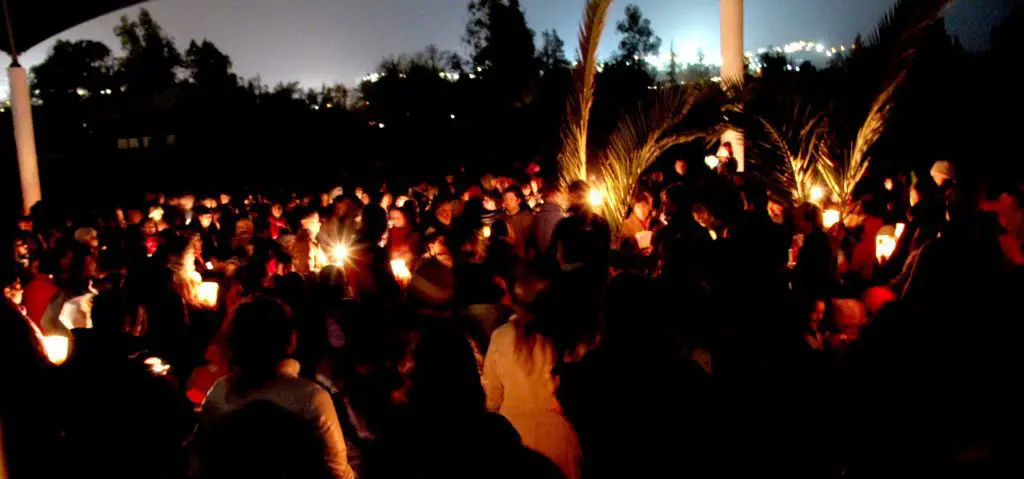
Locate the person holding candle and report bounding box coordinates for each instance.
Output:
[615,192,656,253]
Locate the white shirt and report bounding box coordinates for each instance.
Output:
[58,292,95,331]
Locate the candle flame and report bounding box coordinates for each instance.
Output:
[197,281,219,308]
[43,336,69,365]
[390,259,412,284]
[876,234,897,264]
[588,189,603,208]
[822,209,841,229]
[810,186,825,204]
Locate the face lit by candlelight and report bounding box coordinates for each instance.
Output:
[4,278,24,306]
[389,209,407,229]
[809,300,826,329]
[199,214,214,229]
[503,191,521,215]
[633,201,652,222]
[436,202,453,226]
[142,219,158,236]
[271,203,284,219]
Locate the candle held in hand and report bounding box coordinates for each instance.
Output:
[197,281,219,308]
[43,336,69,365]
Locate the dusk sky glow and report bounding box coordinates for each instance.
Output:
[0,0,1012,94]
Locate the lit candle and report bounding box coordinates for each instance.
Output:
[144,357,171,376]
[822,209,841,229]
[482,225,492,238]
[810,186,825,204]
[43,336,69,365]
[331,244,350,266]
[196,281,219,308]
[588,189,603,208]
[876,234,897,264]
[390,259,412,285]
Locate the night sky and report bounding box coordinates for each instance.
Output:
[1,0,1013,94]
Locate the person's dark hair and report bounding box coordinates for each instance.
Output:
[797,202,823,229]
[297,206,319,222]
[663,183,691,214]
[388,207,412,228]
[194,205,212,217]
[539,183,563,202]
[225,297,295,380]
[742,182,769,211]
[407,325,486,414]
[359,204,389,243]
[91,290,129,334]
[568,180,589,206]
[632,191,653,207]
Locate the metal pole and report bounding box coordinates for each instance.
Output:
[720,0,745,172]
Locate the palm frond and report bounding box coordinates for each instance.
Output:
[754,109,824,204]
[815,0,951,208]
[598,84,715,233]
[558,0,613,187]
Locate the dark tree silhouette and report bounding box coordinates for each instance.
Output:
[539,29,570,72]
[614,4,661,71]
[30,40,114,107]
[114,8,182,96]
[185,39,238,94]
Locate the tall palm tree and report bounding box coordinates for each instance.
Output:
[599,84,720,233]
[558,0,613,187]
[816,0,954,207]
[558,0,725,234]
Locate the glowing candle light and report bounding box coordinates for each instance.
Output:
[895,223,906,240]
[331,244,350,266]
[390,259,412,285]
[810,186,825,204]
[196,282,219,308]
[704,156,720,169]
[144,357,171,376]
[876,234,897,264]
[884,178,894,191]
[588,189,603,208]
[205,261,214,270]
[482,225,492,238]
[822,209,841,229]
[43,336,69,365]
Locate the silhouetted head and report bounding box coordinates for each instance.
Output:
[226,297,296,380]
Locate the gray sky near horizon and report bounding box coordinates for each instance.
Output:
[1,0,1011,96]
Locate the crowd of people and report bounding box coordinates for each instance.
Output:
[1,153,1020,478]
